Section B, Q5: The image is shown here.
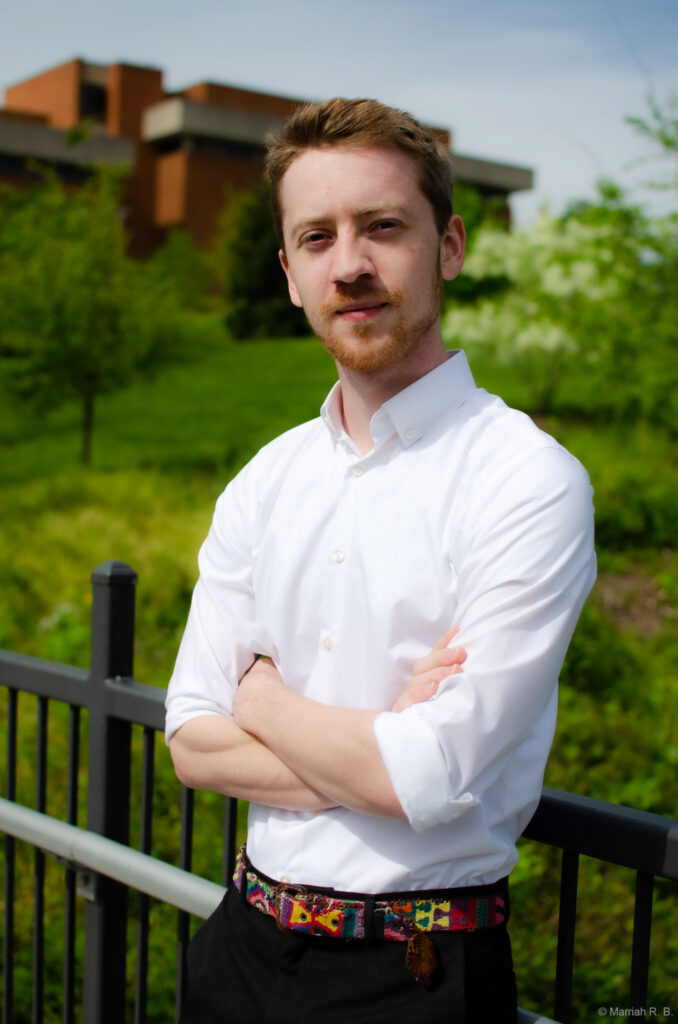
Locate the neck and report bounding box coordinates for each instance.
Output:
[335,334,450,454]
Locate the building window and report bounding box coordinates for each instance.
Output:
[80,84,107,123]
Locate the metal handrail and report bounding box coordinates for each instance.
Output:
[524,786,678,879]
[0,798,224,920]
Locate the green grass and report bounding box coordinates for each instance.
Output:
[0,334,337,482]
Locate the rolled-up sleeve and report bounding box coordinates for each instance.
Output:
[165,467,257,743]
[374,446,596,832]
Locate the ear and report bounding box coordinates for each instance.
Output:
[279,249,303,308]
[440,215,466,282]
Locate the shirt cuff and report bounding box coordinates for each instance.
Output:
[374,708,477,832]
[164,705,225,745]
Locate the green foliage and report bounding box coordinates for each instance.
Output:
[560,183,678,432]
[626,91,678,191]
[142,228,214,310]
[0,170,194,464]
[452,182,508,243]
[444,172,678,426]
[211,181,309,340]
[444,197,634,413]
[558,599,641,704]
[444,183,511,305]
[594,467,678,550]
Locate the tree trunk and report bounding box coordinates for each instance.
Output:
[81,392,95,465]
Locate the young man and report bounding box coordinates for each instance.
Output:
[166,98,596,1023]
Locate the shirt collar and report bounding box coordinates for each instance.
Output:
[319,350,476,449]
[320,382,349,447]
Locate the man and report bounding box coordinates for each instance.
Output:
[165,98,596,1023]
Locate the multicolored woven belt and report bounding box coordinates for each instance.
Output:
[233,846,507,943]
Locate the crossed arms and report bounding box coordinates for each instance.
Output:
[169,628,465,818]
[167,442,596,832]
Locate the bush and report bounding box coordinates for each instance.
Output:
[594,470,678,549]
[211,182,308,340]
[559,599,642,705]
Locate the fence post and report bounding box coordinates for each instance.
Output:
[82,560,137,1024]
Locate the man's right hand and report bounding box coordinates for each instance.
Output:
[391,626,465,713]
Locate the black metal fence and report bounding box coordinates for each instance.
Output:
[1,560,237,1024]
[1,560,677,1024]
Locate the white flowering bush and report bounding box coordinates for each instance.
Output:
[444,201,678,424]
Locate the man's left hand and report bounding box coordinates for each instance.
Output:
[233,656,284,734]
[391,626,466,713]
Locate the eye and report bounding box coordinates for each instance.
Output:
[299,229,332,248]
[370,219,400,235]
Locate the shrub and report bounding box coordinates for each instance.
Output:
[211,182,308,340]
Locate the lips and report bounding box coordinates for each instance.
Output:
[319,288,396,325]
[335,299,386,313]
[334,300,388,321]
[329,291,393,318]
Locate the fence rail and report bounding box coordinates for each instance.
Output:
[0,798,225,919]
[1,560,238,1024]
[523,789,678,1021]
[1,560,677,1024]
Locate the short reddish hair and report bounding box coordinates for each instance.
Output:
[265,97,454,247]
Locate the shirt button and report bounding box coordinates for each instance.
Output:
[322,636,333,651]
[405,428,416,440]
[352,464,364,477]
[332,550,345,563]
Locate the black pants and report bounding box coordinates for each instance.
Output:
[180,883,518,1024]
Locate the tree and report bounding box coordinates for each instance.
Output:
[0,170,187,464]
[443,181,678,426]
[444,95,678,423]
[211,181,308,340]
[443,183,511,307]
[626,91,678,192]
[443,205,616,411]
[560,181,678,427]
[143,228,213,311]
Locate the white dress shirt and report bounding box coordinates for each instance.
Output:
[165,350,596,892]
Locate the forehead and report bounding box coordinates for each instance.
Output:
[279,145,430,232]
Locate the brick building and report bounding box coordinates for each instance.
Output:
[0,58,533,256]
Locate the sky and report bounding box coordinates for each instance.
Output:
[3,0,677,226]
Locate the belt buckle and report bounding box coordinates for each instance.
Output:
[273,882,303,931]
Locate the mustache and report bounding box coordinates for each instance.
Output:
[320,286,400,317]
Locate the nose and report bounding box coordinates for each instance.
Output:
[329,232,375,285]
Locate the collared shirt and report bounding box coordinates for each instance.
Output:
[165,350,596,892]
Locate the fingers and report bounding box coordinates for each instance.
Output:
[413,622,467,671]
[413,642,466,677]
[392,664,462,713]
[433,624,459,650]
[391,626,466,713]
